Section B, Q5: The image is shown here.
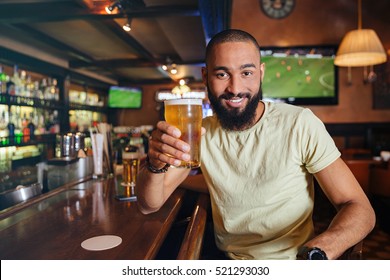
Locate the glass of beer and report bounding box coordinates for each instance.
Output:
[164,98,203,168]
[121,145,140,196]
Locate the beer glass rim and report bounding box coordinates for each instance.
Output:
[164,98,202,106]
[122,152,140,159]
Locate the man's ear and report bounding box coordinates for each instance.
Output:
[260,63,265,83]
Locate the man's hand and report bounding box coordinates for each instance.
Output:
[147,121,191,169]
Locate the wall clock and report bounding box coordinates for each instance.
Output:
[260,0,295,19]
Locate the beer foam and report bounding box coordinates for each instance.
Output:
[165,98,202,106]
[122,152,139,159]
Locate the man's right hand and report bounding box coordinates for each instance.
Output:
[147,121,191,170]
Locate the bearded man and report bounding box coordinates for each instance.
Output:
[137,29,375,260]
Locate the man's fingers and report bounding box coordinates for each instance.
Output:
[147,122,191,168]
[156,121,181,138]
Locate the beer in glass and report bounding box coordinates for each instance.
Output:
[121,146,140,196]
[164,98,203,168]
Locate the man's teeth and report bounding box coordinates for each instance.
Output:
[230,98,243,103]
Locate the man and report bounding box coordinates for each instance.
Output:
[137,29,375,260]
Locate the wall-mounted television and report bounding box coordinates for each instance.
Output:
[261,46,338,105]
[108,86,142,108]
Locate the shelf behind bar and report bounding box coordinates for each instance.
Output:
[0,134,56,148]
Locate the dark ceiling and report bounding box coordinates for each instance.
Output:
[0,0,232,87]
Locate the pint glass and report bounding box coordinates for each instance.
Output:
[164,98,203,168]
[121,146,140,193]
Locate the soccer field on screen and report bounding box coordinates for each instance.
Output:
[108,87,142,108]
[262,56,335,99]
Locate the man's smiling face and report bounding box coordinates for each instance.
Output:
[203,41,265,131]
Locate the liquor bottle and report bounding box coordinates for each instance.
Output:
[40,78,48,99]
[19,70,27,96]
[45,78,54,100]
[6,75,15,96]
[25,74,34,98]
[28,112,35,140]
[32,81,44,99]
[0,65,8,94]
[52,78,60,101]
[13,106,23,144]
[7,111,15,145]
[11,65,22,96]
[49,110,60,134]
[0,110,8,145]
[22,112,30,143]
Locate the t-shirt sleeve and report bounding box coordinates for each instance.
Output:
[297,109,341,174]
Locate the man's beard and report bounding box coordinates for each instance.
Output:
[207,84,262,131]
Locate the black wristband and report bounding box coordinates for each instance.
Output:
[145,156,170,173]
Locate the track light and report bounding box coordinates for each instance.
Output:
[161,58,179,75]
[105,5,114,14]
[170,65,178,75]
[122,19,132,32]
[105,1,122,14]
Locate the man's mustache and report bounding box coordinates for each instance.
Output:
[219,92,251,100]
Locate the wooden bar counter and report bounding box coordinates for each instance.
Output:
[0,177,186,260]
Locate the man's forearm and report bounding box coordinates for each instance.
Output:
[137,165,191,214]
[137,166,168,214]
[304,201,375,259]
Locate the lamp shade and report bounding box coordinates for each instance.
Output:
[334,29,387,67]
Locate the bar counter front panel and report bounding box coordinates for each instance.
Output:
[0,178,185,260]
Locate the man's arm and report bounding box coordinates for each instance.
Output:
[137,164,190,214]
[304,157,375,259]
[137,121,199,214]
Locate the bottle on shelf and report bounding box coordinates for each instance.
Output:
[49,110,60,134]
[22,112,30,142]
[13,106,23,144]
[7,111,15,145]
[6,75,15,96]
[25,74,34,98]
[40,78,49,99]
[0,109,9,145]
[27,112,36,140]
[0,65,8,94]
[32,81,44,99]
[37,109,46,135]
[52,78,60,101]
[19,70,27,97]
[11,65,22,96]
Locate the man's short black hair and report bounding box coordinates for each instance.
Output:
[205,29,261,63]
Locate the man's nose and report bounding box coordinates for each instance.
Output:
[226,76,244,95]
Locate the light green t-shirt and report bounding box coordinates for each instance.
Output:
[200,101,340,259]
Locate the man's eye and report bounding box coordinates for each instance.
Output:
[242,71,253,77]
[216,73,229,79]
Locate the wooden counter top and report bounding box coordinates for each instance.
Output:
[0,177,186,260]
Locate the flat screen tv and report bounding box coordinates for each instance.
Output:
[261,46,338,105]
[108,86,142,108]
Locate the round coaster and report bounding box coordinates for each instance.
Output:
[81,235,122,251]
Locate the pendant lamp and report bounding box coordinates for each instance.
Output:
[334,0,387,67]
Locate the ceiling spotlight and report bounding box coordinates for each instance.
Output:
[105,1,122,14]
[105,5,114,14]
[170,65,178,75]
[161,58,179,75]
[122,20,131,32]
